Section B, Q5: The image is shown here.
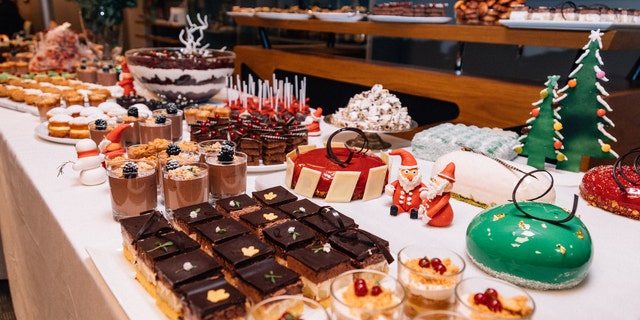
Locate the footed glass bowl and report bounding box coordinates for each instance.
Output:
[125,47,235,102]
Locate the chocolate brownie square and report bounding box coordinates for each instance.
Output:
[194,217,251,255]
[212,234,275,272]
[234,258,303,303]
[215,194,261,220]
[177,276,248,320]
[252,185,298,208]
[277,198,321,219]
[171,202,223,236]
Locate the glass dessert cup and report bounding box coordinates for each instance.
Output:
[330,269,406,320]
[88,118,118,147]
[139,118,172,144]
[124,47,235,102]
[414,310,470,320]
[197,139,233,161]
[153,108,184,142]
[106,159,158,221]
[455,277,535,320]
[162,162,209,211]
[245,295,329,320]
[397,245,466,318]
[117,114,148,147]
[204,151,247,202]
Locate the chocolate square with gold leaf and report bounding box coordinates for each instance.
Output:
[252,185,297,207]
[239,208,290,233]
[176,277,247,320]
[212,234,274,271]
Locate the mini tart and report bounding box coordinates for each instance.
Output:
[285,145,389,202]
[579,165,640,220]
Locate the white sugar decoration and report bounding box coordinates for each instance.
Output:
[179,13,210,55]
[555,130,565,140]
[597,123,617,141]
[597,95,612,111]
[602,115,615,127]
[595,82,609,96]
[589,29,604,49]
[322,243,331,253]
[568,62,584,78]
[183,262,195,271]
[189,210,198,218]
[595,50,604,66]
[575,49,589,65]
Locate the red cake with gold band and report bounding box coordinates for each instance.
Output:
[285,128,389,202]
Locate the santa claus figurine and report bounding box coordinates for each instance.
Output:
[385,149,426,219]
[303,107,323,136]
[72,139,106,185]
[419,162,456,227]
[98,122,132,159]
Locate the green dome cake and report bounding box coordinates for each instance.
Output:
[466,201,592,290]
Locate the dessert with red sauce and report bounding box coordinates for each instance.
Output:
[580,148,640,220]
[285,128,389,202]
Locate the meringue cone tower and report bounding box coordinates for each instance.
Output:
[515,75,566,169]
[555,29,618,172]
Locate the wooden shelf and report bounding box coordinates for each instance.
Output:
[232,16,640,50]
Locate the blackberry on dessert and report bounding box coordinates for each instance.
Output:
[234,258,303,303]
[194,217,251,255]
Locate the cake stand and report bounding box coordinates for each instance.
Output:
[323,115,418,150]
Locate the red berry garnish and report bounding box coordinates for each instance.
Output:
[371,285,382,296]
[473,293,485,305]
[354,278,368,297]
[418,257,430,268]
[484,288,498,299]
[486,298,502,312]
[431,258,442,266]
[434,263,447,275]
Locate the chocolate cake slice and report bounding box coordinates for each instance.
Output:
[215,194,261,220]
[135,230,201,296]
[238,207,290,238]
[155,250,223,319]
[252,185,298,208]
[176,276,248,320]
[211,234,275,273]
[329,228,394,273]
[171,202,223,236]
[262,220,316,263]
[302,206,357,240]
[120,211,173,263]
[277,198,321,220]
[286,244,352,301]
[234,258,303,303]
[194,217,251,255]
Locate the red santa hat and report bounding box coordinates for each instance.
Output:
[75,139,100,158]
[437,162,456,183]
[105,122,133,143]
[389,149,418,169]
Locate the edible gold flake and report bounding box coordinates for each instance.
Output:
[207,289,230,303]
[576,230,584,240]
[492,213,506,221]
[556,244,566,255]
[241,246,259,257]
[518,220,530,230]
[263,192,277,200]
[263,212,278,221]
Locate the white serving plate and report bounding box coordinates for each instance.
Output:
[499,19,616,31]
[255,12,312,20]
[312,11,366,22]
[226,11,254,17]
[35,122,81,145]
[368,15,451,24]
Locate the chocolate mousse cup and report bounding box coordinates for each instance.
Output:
[153,108,184,142]
[88,118,117,146]
[162,162,209,211]
[107,159,158,221]
[204,152,247,202]
[139,118,172,144]
[118,114,148,147]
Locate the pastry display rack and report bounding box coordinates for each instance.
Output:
[229,17,640,139]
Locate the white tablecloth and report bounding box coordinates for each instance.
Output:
[0,100,639,319]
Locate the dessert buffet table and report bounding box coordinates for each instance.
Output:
[0,102,639,319]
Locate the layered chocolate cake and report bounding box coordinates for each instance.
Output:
[211,234,275,273]
[252,185,298,208]
[215,194,261,220]
[176,277,249,320]
[262,220,316,262]
[277,198,321,219]
[302,206,357,240]
[194,217,251,255]
[172,202,224,236]
[120,211,173,263]
[238,208,291,239]
[234,258,303,303]
[329,229,394,272]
